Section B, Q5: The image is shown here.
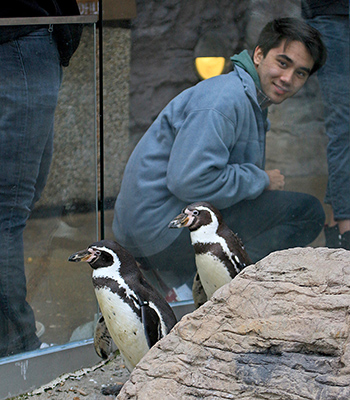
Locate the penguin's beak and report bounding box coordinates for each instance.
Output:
[168,212,192,229]
[68,248,99,263]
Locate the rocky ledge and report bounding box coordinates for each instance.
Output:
[117,247,350,400]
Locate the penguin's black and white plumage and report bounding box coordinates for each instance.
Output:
[68,240,177,372]
[168,202,251,302]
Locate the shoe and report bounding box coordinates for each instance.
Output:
[324,225,350,250]
[35,321,45,338]
[324,225,341,248]
[340,231,350,250]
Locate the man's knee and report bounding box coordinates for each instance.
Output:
[301,194,326,226]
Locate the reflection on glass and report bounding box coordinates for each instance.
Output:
[25,25,99,349]
[0,23,98,358]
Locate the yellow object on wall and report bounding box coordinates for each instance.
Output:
[195,57,226,80]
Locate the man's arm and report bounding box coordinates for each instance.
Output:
[167,109,270,208]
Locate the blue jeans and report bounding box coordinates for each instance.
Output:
[307,16,350,220]
[0,28,62,356]
[136,191,325,293]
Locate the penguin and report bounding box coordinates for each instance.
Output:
[191,271,208,309]
[168,201,251,302]
[68,239,177,372]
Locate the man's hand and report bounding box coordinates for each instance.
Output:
[266,169,285,190]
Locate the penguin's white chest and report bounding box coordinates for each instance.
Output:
[195,253,232,299]
[94,287,149,371]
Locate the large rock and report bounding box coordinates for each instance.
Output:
[117,247,350,400]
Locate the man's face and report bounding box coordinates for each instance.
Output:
[253,39,314,104]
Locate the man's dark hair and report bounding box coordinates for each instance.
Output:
[255,17,327,75]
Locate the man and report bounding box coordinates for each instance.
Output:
[113,18,327,298]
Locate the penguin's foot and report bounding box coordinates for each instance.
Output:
[101,383,124,396]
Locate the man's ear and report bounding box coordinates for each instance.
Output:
[253,46,264,67]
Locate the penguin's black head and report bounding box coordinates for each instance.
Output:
[168,201,222,232]
[68,240,122,270]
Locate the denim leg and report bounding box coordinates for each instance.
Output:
[0,29,62,356]
[221,191,325,262]
[307,16,350,220]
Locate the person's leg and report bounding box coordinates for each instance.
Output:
[0,28,62,356]
[220,191,325,262]
[307,16,350,248]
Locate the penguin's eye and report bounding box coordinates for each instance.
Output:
[192,210,199,216]
[94,250,101,256]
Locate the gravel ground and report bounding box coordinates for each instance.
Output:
[11,354,130,400]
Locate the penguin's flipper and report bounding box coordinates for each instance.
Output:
[138,297,161,348]
[192,272,207,308]
[221,225,252,268]
[94,314,115,359]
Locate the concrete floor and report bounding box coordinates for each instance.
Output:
[22,175,330,348]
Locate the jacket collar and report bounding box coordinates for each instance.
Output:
[231,50,272,110]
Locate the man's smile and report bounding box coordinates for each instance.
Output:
[273,82,290,95]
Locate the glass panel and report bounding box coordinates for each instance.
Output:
[24,25,98,348]
[0,18,98,361]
